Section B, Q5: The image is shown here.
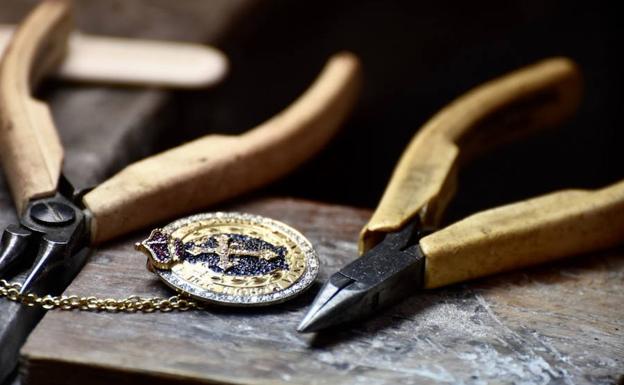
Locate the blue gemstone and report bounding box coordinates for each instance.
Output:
[181,233,289,276]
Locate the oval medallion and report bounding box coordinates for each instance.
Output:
[136,212,319,306]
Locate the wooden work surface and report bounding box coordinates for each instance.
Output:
[17,197,624,385]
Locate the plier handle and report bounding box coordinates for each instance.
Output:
[299,57,624,332]
[362,58,624,289]
[0,0,361,377]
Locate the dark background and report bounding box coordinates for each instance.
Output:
[167,0,622,224]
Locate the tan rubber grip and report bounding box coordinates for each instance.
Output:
[360,58,582,253]
[421,180,624,288]
[84,52,362,244]
[0,0,71,215]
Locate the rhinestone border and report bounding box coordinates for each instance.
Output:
[154,212,319,307]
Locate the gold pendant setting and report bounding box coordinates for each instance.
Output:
[137,212,319,306]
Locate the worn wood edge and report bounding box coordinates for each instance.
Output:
[83,52,362,244]
[359,57,582,253]
[0,0,71,215]
[226,195,372,217]
[21,357,240,385]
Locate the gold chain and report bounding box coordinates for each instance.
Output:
[0,279,202,312]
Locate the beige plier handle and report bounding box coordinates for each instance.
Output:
[0,0,362,244]
[359,58,624,288]
[83,53,361,243]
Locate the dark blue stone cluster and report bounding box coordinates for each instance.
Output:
[185,233,289,276]
[145,230,172,264]
[173,238,185,260]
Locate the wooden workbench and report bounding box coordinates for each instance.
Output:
[16,197,624,385]
[1,1,622,384]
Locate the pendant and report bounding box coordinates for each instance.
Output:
[136,212,319,306]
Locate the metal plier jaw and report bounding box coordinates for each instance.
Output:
[0,177,89,296]
[298,221,431,332]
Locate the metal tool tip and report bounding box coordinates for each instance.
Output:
[296,315,315,333]
[19,268,43,295]
[297,272,365,333]
[297,296,342,332]
[296,298,341,333]
[297,293,336,333]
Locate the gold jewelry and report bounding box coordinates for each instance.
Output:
[1,212,319,311]
[138,212,319,306]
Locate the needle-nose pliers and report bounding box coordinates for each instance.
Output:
[299,57,624,332]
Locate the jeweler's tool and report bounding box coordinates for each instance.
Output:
[0,24,228,88]
[0,0,361,379]
[298,58,624,333]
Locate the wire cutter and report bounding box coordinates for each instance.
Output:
[298,57,624,332]
[0,0,360,378]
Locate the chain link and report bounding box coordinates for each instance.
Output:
[0,279,202,312]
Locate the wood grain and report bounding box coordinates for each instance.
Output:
[19,197,624,385]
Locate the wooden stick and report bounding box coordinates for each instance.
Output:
[0,0,71,215]
[83,52,362,244]
[359,58,583,252]
[0,25,228,89]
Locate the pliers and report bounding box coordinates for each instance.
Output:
[298,57,624,332]
[0,0,360,379]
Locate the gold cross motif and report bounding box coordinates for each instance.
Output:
[187,234,278,271]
